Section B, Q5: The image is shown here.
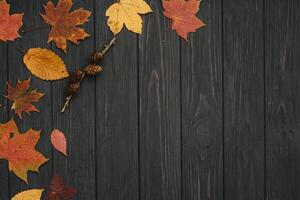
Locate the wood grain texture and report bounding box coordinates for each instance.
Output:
[139,1,181,200]
[223,0,265,199]
[2,0,300,200]
[95,1,139,199]
[0,39,8,200]
[265,0,300,199]
[7,0,52,197]
[51,0,96,199]
[181,0,223,199]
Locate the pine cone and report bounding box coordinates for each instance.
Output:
[90,52,103,63]
[66,83,80,95]
[83,64,103,75]
[70,70,84,83]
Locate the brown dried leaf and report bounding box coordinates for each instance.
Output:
[41,0,91,52]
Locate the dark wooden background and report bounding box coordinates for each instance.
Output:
[1,0,300,199]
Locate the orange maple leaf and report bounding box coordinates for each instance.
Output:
[0,0,23,42]
[5,78,44,118]
[41,0,91,52]
[0,119,48,183]
[162,0,206,40]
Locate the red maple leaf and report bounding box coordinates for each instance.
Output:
[162,0,206,40]
[46,174,77,200]
[0,0,23,41]
[5,78,44,118]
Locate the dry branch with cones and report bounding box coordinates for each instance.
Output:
[61,37,116,112]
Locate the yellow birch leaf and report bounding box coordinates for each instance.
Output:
[106,0,152,34]
[23,48,69,81]
[11,189,44,200]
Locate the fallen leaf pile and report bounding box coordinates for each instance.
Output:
[5,78,44,118]
[0,119,48,183]
[162,0,206,40]
[41,0,91,52]
[106,0,152,34]
[0,0,208,198]
[23,48,69,80]
[0,0,23,42]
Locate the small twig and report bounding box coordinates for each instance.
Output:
[61,37,116,113]
[60,96,71,113]
[102,37,117,56]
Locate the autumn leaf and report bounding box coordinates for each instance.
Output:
[0,119,48,183]
[5,78,44,118]
[162,0,206,40]
[11,189,44,200]
[46,174,76,200]
[106,0,152,34]
[23,48,69,81]
[41,0,91,52]
[51,129,67,156]
[0,0,23,42]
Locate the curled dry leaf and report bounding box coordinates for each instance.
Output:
[0,0,23,42]
[46,174,77,200]
[11,189,44,200]
[23,48,69,81]
[5,78,44,118]
[41,0,91,52]
[106,0,152,34]
[162,0,206,40]
[0,119,48,183]
[51,129,67,156]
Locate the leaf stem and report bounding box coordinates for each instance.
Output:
[21,26,49,33]
[17,47,26,54]
[60,37,117,113]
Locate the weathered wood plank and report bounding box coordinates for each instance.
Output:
[95,1,139,199]
[181,0,223,199]
[138,1,181,200]
[223,0,265,199]
[51,0,96,199]
[7,0,52,197]
[0,40,8,200]
[265,1,300,199]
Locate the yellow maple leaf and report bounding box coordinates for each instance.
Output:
[23,48,69,81]
[106,0,152,34]
[11,189,44,200]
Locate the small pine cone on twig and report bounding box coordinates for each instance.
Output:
[83,64,103,75]
[70,70,84,83]
[66,83,80,95]
[90,52,103,63]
